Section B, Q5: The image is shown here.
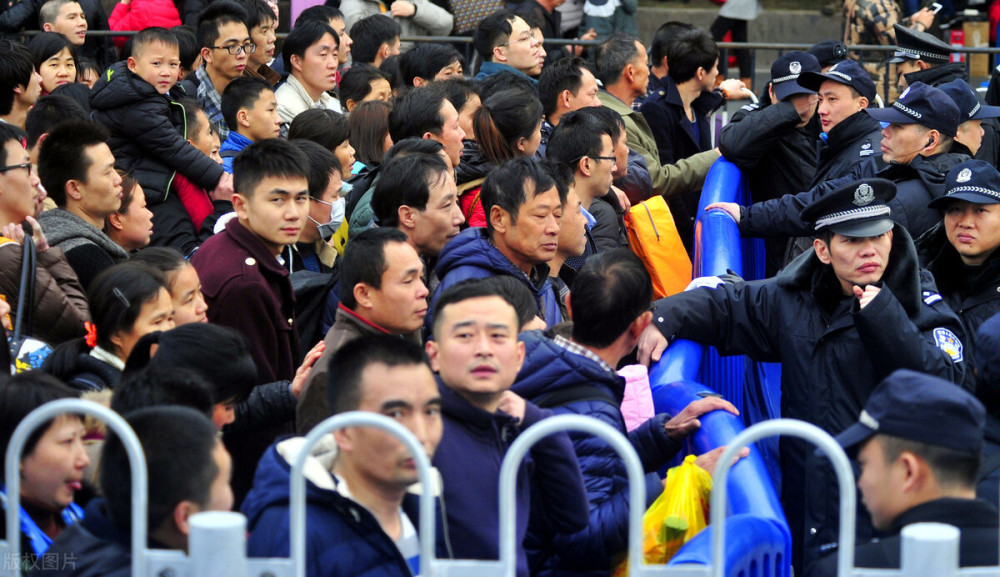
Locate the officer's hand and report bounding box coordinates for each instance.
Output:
[853,284,881,309]
[705,202,741,223]
[290,340,326,398]
[637,322,668,366]
[911,7,935,30]
[794,93,819,123]
[694,445,750,475]
[665,396,740,440]
[498,390,526,422]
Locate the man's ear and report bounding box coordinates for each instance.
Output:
[345,98,357,112]
[425,339,440,372]
[897,451,924,493]
[398,205,417,229]
[127,56,137,73]
[559,89,573,111]
[236,108,251,129]
[42,23,54,32]
[289,53,302,74]
[231,192,249,220]
[813,237,831,265]
[857,96,869,111]
[489,205,509,234]
[579,156,593,178]
[65,179,84,202]
[630,310,653,340]
[172,500,199,536]
[413,76,427,88]
[354,282,374,310]
[623,62,635,85]
[200,46,213,66]
[378,42,390,62]
[493,44,507,63]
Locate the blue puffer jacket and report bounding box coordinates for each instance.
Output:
[243,436,448,577]
[511,331,683,577]
[429,227,561,330]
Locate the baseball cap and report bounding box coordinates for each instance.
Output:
[937,78,1000,122]
[770,51,821,101]
[865,82,961,138]
[798,59,877,103]
[889,23,952,64]
[928,159,1000,209]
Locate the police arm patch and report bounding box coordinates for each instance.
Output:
[933,327,964,362]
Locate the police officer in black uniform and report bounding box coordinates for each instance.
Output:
[641,178,968,574]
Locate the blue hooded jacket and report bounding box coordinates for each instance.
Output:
[243,436,448,577]
[511,331,682,576]
[429,227,561,330]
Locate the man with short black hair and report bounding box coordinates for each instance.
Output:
[36,120,128,289]
[388,85,465,168]
[513,249,740,574]
[431,157,566,329]
[537,57,600,154]
[349,14,401,67]
[275,21,341,126]
[180,1,252,141]
[0,41,41,130]
[220,76,282,173]
[595,34,720,206]
[231,0,280,86]
[473,10,543,82]
[40,407,233,576]
[372,152,463,263]
[245,334,443,577]
[813,369,997,575]
[296,227,429,434]
[39,0,87,47]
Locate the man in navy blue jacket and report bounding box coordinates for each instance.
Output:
[512,249,740,576]
[426,280,589,577]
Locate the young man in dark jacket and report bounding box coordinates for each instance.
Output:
[38,407,233,577]
[89,26,231,255]
[718,51,822,276]
[640,178,968,574]
[427,280,589,577]
[191,138,308,505]
[512,249,740,576]
[245,335,445,577]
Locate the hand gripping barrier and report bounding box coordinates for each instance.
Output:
[709,420,856,577]
[1,399,148,577]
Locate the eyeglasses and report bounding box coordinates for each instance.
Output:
[501,32,536,47]
[0,162,33,175]
[588,155,617,162]
[211,42,257,55]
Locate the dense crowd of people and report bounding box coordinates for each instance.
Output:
[2,0,1000,575]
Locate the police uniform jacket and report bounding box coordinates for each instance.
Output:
[741,152,970,241]
[812,498,999,576]
[651,224,967,565]
[811,111,883,188]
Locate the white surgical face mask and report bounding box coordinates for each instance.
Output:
[309,197,346,240]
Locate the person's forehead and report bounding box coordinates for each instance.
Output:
[251,174,308,194]
[508,17,529,35]
[139,40,180,58]
[441,295,517,326]
[308,33,338,51]
[820,80,852,95]
[521,185,560,209]
[3,138,27,157]
[58,2,83,15]
[383,240,422,271]
[217,21,250,41]
[439,98,459,119]
[84,142,115,165]
[359,362,436,404]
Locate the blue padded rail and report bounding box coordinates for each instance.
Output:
[656,158,790,576]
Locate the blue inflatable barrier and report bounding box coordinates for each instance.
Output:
[656,159,790,576]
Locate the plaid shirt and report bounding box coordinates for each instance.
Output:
[194,66,228,140]
[552,335,616,375]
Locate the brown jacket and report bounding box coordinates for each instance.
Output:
[0,239,89,346]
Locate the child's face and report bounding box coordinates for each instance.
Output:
[241,90,282,141]
[187,110,215,155]
[128,41,180,95]
[209,133,222,164]
[78,66,97,87]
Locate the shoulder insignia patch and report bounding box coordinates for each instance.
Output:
[741,103,758,112]
[923,291,942,305]
[933,327,963,362]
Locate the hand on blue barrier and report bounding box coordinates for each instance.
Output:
[664,396,740,440]
[694,445,750,475]
[637,323,668,366]
[705,202,741,223]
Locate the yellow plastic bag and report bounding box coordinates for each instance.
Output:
[614,454,712,575]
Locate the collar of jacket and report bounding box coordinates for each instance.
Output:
[477,61,538,85]
[285,73,335,109]
[437,379,520,438]
[336,303,391,335]
[38,208,129,260]
[777,224,925,316]
[223,217,291,278]
[79,498,172,551]
[928,230,1000,296]
[662,77,725,116]
[903,62,969,89]
[222,130,253,153]
[824,110,882,149]
[512,330,626,403]
[890,497,999,534]
[244,62,281,87]
[881,152,970,202]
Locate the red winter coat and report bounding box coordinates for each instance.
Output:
[108,0,180,48]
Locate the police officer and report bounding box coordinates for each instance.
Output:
[640,178,967,574]
[711,82,965,244]
[718,51,822,276]
[813,369,997,576]
[892,24,965,91]
[938,79,1000,159]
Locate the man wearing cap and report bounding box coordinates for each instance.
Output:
[711,82,966,245]
[813,368,997,576]
[892,24,964,92]
[923,160,1000,491]
[640,178,967,574]
[937,79,1000,160]
[718,51,822,276]
[808,39,848,72]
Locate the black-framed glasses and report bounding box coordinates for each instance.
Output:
[500,32,536,47]
[0,162,33,175]
[588,155,617,162]
[211,42,257,55]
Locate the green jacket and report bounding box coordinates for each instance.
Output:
[598,89,720,199]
